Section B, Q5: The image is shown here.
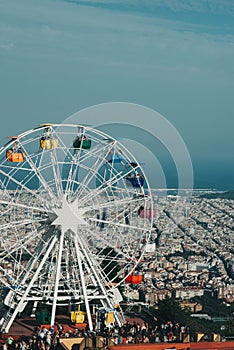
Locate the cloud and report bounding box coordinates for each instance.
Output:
[0,0,233,79]
[41,25,61,37]
[0,42,14,51]
[66,0,234,17]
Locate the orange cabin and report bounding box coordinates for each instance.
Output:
[125,272,143,284]
[6,150,25,163]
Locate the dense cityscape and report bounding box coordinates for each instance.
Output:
[124,191,234,309]
[1,189,234,349]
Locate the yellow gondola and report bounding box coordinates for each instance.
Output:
[70,305,86,324]
[40,124,58,150]
[40,138,58,150]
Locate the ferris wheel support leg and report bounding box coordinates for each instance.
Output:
[4,235,58,334]
[74,235,93,331]
[50,231,65,327]
[75,234,111,306]
[75,234,122,327]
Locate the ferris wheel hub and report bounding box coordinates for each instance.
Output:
[52,197,88,233]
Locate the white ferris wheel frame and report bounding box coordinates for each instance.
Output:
[0,124,154,333]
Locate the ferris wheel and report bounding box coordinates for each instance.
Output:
[0,124,154,333]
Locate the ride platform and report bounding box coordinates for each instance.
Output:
[0,314,76,339]
[109,341,234,350]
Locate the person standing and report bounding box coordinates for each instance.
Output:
[7,336,14,350]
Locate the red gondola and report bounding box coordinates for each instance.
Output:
[125,272,143,284]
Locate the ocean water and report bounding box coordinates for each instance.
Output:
[192,161,234,191]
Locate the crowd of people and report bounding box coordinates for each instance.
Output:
[103,320,191,345]
[0,319,192,350]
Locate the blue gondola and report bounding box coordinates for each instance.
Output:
[106,151,123,163]
[126,175,144,188]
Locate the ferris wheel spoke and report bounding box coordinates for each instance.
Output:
[50,151,64,202]
[83,227,120,258]
[63,144,92,197]
[0,225,54,288]
[1,162,53,205]
[98,168,131,191]
[72,146,112,201]
[64,158,80,196]
[68,146,109,203]
[18,140,59,204]
[80,170,127,206]
[0,219,42,231]
[83,224,142,266]
[0,229,39,262]
[95,244,138,285]
[0,178,17,202]
[47,129,80,198]
[88,216,149,232]
[96,250,136,263]
[0,230,46,253]
[85,195,144,213]
[70,158,98,200]
[1,163,37,172]
[0,199,51,214]
[0,266,14,286]
[91,231,136,263]
[0,168,54,209]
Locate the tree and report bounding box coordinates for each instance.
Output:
[157,295,189,323]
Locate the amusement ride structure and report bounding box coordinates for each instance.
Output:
[0,124,154,333]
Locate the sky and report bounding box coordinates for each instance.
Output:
[0,0,233,190]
